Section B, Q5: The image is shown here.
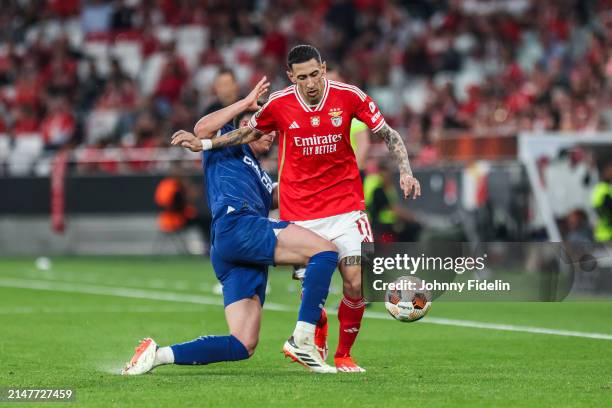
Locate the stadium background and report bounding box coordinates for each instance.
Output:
[1,1,612,406]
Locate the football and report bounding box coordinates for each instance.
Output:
[385,276,432,322]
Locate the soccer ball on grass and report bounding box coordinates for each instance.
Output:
[384,275,432,322]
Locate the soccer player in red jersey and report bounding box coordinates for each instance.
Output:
[173,45,420,373]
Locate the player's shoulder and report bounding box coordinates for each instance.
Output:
[327,80,367,102]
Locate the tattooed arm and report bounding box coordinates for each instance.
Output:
[170,126,263,152]
[374,123,421,199]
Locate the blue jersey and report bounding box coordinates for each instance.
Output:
[202,124,274,223]
[203,124,289,307]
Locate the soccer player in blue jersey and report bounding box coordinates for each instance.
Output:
[122,77,338,374]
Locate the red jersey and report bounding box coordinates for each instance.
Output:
[248,79,386,221]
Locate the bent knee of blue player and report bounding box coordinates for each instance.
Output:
[231,333,258,357]
[242,338,259,357]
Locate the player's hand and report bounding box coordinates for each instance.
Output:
[171,130,203,152]
[400,172,421,199]
[244,76,270,111]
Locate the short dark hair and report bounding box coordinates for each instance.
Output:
[287,45,322,70]
[216,67,236,80]
[234,110,253,128]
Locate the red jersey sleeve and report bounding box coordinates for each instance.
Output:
[248,99,277,133]
[352,90,386,133]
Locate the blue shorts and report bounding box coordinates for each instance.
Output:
[211,206,290,307]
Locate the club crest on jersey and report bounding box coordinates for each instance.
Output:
[328,108,343,127]
[310,116,320,127]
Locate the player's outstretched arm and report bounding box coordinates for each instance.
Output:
[171,127,263,152]
[375,123,421,199]
[193,76,270,139]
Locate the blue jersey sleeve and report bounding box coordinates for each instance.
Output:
[219,124,236,136]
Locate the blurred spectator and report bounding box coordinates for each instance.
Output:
[0,0,610,175]
[203,68,240,119]
[364,160,422,242]
[154,44,188,115]
[564,209,593,244]
[11,106,39,137]
[112,0,135,31]
[85,104,119,146]
[77,59,107,111]
[48,0,80,18]
[261,16,288,62]
[12,66,42,110]
[592,161,612,242]
[131,111,158,148]
[155,162,211,254]
[108,58,130,84]
[81,0,114,35]
[140,26,160,57]
[40,97,76,149]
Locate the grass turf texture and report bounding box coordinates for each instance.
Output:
[0,257,611,407]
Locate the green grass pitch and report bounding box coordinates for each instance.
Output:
[0,257,611,407]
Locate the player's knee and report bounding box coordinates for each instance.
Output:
[298,239,337,265]
[243,338,258,357]
[343,276,362,297]
[233,333,258,357]
[312,238,337,255]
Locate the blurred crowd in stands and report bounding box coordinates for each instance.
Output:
[0,0,611,174]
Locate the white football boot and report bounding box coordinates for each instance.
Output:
[282,336,337,374]
[121,338,157,375]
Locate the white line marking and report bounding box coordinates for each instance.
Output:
[0,277,287,310]
[0,305,203,314]
[25,269,213,294]
[361,311,612,341]
[2,277,612,341]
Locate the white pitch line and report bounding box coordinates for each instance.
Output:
[361,311,612,340]
[0,305,204,315]
[2,277,612,341]
[0,277,289,311]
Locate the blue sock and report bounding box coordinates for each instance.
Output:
[170,335,249,365]
[298,250,338,324]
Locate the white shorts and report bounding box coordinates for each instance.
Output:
[294,210,373,260]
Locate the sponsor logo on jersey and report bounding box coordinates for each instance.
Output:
[294,134,342,146]
[293,133,343,156]
[243,155,274,193]
[310,116,320,127]
[328,108,343,127]
[289,121,300,129]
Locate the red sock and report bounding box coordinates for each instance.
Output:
[335,295,365,358]
[316,307,328,328]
